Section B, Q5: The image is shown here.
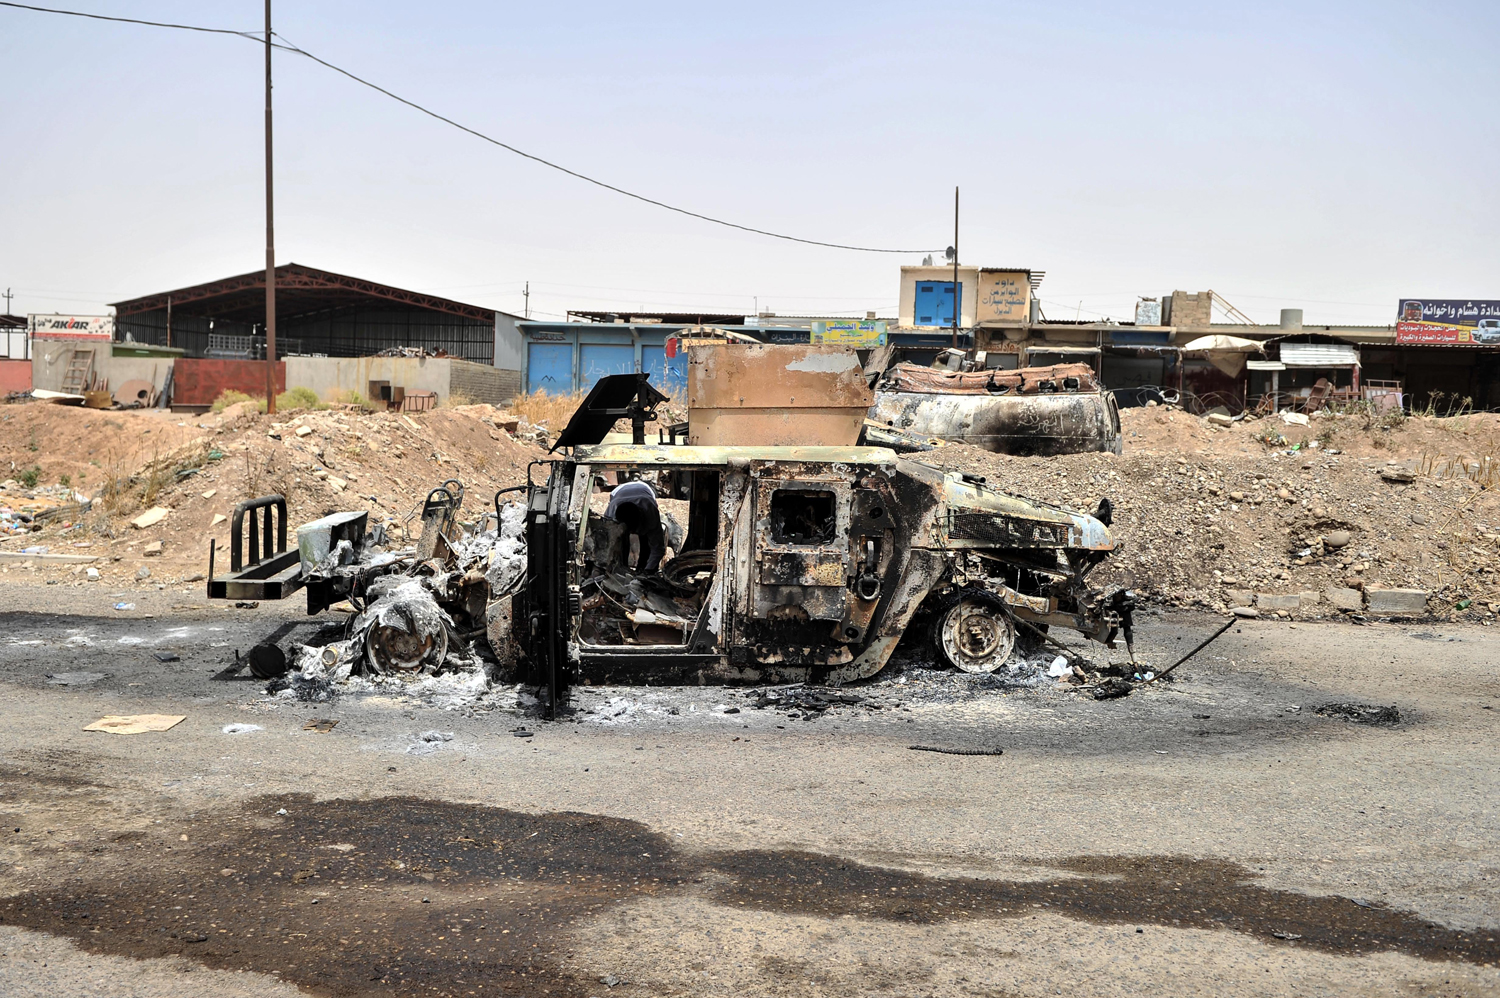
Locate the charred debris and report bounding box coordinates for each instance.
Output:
[205,345,1163,717]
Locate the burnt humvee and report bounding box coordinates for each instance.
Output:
[511,375,1133,705]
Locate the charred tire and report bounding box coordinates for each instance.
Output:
[366,618,449,675]
[930,589,1016,674]
[247,643,288,680]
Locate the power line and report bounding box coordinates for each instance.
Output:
[0,1,257,37]
[2,1,937,256]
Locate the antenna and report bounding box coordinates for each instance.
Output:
[950,186,959,350]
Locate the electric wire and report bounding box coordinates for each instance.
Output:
[2,1,937,255]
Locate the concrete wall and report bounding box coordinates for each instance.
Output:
[31,341,178,399]
[898,266,978,328]
[282,356,520,406]
[0,359,31,394]
[449,359,520,406]
[494,311,525,371]
[1166,291,1214,330]
[31,339,84,392]
[284,356,451,403]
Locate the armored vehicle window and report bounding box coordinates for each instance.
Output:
[770,490,836,544]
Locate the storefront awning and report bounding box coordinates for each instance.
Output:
[1246,360,1286,371]
[1280,343,1359,367]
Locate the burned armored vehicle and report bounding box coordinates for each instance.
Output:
[868,359,1123,457]
[508,371,1133,703]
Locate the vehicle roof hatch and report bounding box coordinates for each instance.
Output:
[551,372,670,451]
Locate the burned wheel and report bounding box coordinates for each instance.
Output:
[933,597,1016,673]
[366,620,448,675]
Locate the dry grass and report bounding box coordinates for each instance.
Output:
[509,390,585,429]
[443,389,478,408]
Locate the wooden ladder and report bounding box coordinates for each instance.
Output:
[60,348,95,393]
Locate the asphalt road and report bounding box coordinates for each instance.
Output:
[0,585,1497,997]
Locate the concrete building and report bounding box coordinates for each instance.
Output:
[896,266,1039,331]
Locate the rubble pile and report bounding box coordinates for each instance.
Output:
[925,406,1500,623]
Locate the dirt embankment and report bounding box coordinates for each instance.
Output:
[4,398,1499,621]
[0,401,547,590]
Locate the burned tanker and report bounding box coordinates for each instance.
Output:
[509,357,1132,706]
[868,361,1122,456]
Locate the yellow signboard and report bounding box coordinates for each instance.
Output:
[810,320,887,346]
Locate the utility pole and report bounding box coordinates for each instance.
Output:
[951,186,959,350]
[166,296,172,349]
[2,288,12,315]
[523,281,530,320]
[263,0,277,413]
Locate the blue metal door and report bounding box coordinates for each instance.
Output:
[527,343,573,394]
[914,281,961,327]
[580,344,635,390]
[641,345,687,394]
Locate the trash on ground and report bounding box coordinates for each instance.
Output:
[1314,702,1401,725]
[303,718,339,733]
[221,723,263,734]
[84,714,186,734]
[130,506,171,529]
[1091,677,1134,700]
[47,672,105,686]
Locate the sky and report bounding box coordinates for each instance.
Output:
[1,0,1497,326]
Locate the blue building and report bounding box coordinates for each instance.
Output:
[520,315,960,395]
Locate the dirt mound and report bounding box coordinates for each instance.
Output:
[917,406,1500,622]
[1,401,547,590]
[6,397,1499,623]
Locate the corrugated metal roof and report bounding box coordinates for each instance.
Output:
[1281,343,1359,367]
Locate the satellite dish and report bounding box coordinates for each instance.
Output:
[921,255,933,266]
[944,246,956,262]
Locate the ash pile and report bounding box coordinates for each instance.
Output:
[266,481,529,704]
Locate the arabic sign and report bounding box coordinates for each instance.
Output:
[1395,299,1500,346]
[810,320,887,347]
[29,314,113,340]
[977,270,1029,322]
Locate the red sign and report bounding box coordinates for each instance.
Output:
[1395,321,1477,345]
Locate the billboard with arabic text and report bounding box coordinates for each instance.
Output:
[1396,299,1500,346]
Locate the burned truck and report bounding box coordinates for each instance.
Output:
[203,357,1133,711]
[509,372,1133,704]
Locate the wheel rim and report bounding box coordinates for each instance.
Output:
[938,599,1016,673]
[366,621,448,675]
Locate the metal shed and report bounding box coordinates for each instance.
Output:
[111,263,521,366]
[521,321,690,395]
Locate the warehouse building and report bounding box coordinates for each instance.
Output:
[109,263,522,370]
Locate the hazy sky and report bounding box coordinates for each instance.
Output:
[2,1,1497,325]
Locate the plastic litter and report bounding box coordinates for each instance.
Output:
[221,723,263,734]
